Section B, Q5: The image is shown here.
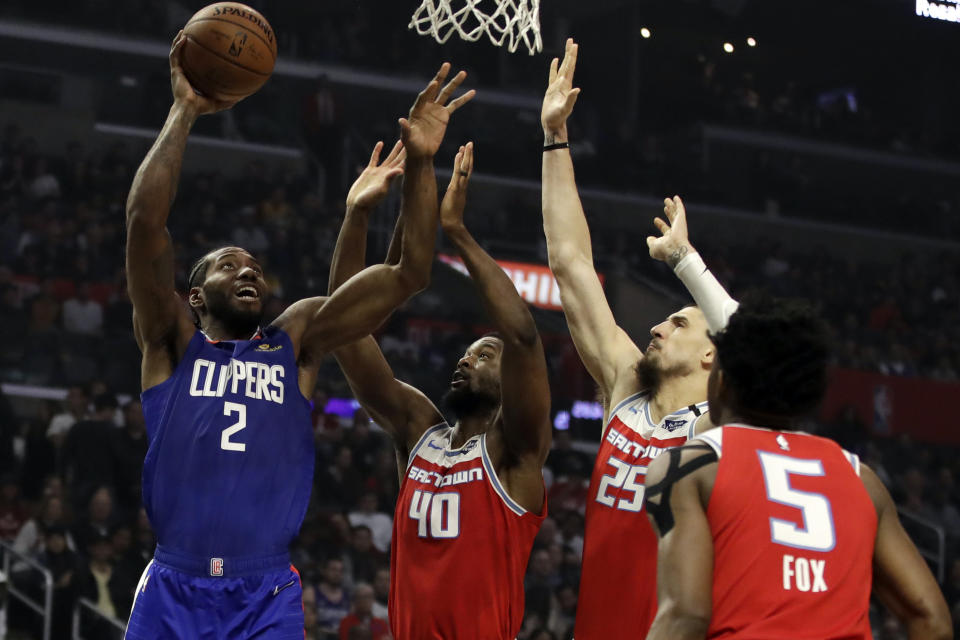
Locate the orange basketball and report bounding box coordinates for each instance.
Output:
[180,3,277,102]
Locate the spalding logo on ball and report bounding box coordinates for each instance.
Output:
[180,3,277,102]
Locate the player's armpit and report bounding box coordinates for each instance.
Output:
[864,465,952,640]
[644,444,716,640]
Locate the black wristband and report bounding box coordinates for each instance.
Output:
[543,142,570,151]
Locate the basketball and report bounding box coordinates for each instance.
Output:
[180,2,277,102]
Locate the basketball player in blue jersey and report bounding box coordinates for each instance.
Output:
[122,33,475,639]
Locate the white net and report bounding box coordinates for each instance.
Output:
[409,0,542,55]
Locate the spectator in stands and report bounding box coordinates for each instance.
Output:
[316,557,351,640]
[38,524,80,640]
[371,567,389,623]
[0,475,27,543]
[345,525,383,587]
[107,522,142,615]
[304,583,322,640]
[27,157,61,201]
[61,280,104,336]
[338,582,389,640]
[347,492,392,554]
[46,385,88,449]
[77,530,120,624]
[315,446,363,511]
[110,399,148,516]
[72,486,117,555]
[12,494,74,559]
[63,393,118,509]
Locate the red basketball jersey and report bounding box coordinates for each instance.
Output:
[389,423,545,640]
[696,425,876,639]
[575,392,709,639]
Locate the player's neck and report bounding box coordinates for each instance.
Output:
[649,370,709,424]
[200,319,261,342]
[451,411,497,448]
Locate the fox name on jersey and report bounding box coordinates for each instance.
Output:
[188,357,285,404]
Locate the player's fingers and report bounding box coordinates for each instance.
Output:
[398,118,411,136]
[368,141,384,167]
[413,80,440,110]
[384,139,403,165]
[646,236,657,250]
[448,147,465,189]
[170,31,186,67]
[559,39,578,80]
[463,141,474,177]
[393,147,407,168]
[548,57,559,84]
[425,63,451,102]
[436,70,467,105]
[564,88,581,112]
[654,217,670,234]
[446,89,476,114]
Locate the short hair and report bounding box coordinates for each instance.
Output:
[711,293,830,420]
[188,253,214,291]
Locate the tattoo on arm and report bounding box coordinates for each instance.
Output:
[645,444,717,535]
[666,244,689,269]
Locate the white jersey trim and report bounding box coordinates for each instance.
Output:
[480,433,527,517]
[124,559,153,638]
[406,422,449,470]
[605,391,648,431]
[694,427,724,458]
[843,450,861,477]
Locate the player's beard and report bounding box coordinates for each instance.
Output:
[442,385,499,420]
[635,354,692,395]
[203,287,263,336]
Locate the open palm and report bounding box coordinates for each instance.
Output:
[401,63,475,158]
[346,140,405,211]
[541,38,581,134]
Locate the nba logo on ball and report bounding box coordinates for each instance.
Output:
[210,558,224,576]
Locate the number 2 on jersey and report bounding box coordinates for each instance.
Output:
[410,489,460,539]
[221,401,247,452]
[595,456,646,512]
[758,451,836,552]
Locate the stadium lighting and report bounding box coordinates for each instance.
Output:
[747,36,757,47]
[640,27,651,39]
[723,42,735,53]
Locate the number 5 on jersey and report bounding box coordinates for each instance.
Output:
[758,452,836,552]
[410,489,460,539]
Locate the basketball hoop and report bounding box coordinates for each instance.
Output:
[409,0,542,55]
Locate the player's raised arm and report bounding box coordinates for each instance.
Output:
[647,196,739,334]
[643,444,718,640]
[541,38,640,400]
[863,465,952,640]
[328,140,444,456]
[443,143,552,498]
[275,64,475,375]
[125,32,238,389]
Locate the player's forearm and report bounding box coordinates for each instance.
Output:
[445,225,538,345]
[541,127,596,274]
[126,103,199,227]
[905,616,952,640]
[328,208,371,294]
[673,252,739,333]
[395,156,438,293]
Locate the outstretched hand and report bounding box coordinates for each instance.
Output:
[440,142,474,233]
[169,31,240,116]
[400,63,476,159]
[346,140,406,211]
[647,196,696,268]
[541,38,581,137]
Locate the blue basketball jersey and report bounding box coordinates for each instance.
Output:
[140,326,314,560]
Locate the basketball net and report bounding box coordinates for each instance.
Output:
[409,0,542,55]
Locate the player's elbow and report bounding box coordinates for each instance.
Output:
[393,263,431,296]
[546,243,589,282]
[905,604,953,640]
[654,602,711,640]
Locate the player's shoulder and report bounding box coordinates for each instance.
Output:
[646,434,720,489]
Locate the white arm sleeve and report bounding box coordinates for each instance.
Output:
[673,252,739,333]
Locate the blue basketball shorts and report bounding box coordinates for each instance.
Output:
[124,550,304,639]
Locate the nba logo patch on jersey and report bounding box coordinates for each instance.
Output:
[210,558,224,577]
[664,418,687,432]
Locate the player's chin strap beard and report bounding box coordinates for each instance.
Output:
[645,443,718,536]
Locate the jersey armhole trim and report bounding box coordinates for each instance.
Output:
[405,423,448,471]
[843,450,861,477]
[692,427,723,458]
[480,433,527,516]
[605,390,648,431]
